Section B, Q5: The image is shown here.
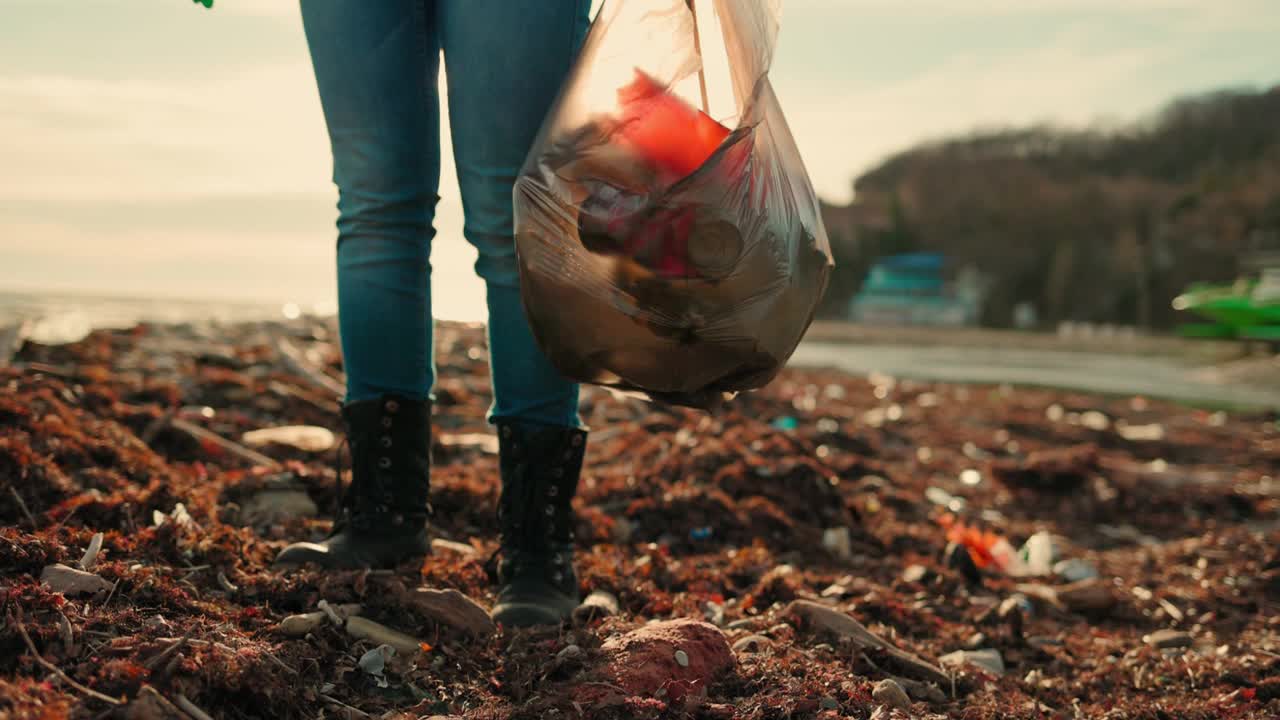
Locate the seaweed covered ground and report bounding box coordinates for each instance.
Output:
[2,319,1278,719]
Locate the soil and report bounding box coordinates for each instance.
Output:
[2,319,1278,719]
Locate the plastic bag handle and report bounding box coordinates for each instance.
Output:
[686,0,710,114]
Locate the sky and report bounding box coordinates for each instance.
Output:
[2,0,1278,320]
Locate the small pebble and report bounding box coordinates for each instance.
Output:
[821,583,848,598]
[674,649,689,667]
[871,678,911,711]
[1026,636,1064,648]
[901,564,929,584]
[732,635,771,654]
[1143,629,1193,649]
[940,648,1005,676]
[556,644,583,662]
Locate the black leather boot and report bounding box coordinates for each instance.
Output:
[490,420,587,627]
[274,395,431,569]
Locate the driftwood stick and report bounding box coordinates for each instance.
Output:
[175,694,216,720]
[169,417,281,469]
[140,408,177,445]
[273,335,345,399]
[321,694,370,718]
[9,487,38,529]
[145,625,196,671]
[10,610,122,706]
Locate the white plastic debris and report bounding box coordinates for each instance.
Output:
[358,644,395,688]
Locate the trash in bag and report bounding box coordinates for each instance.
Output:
[514,0,833,409]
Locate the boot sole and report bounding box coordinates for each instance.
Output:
[491,602,571,628]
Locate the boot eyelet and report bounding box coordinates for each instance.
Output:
[381,436,392,448]
[553,571,563,583]
[545,505,555,516]
[501,426,512,438]
[548,485,559,497]
[381,417,393,428]
[379,457,392,469]
[385,399,399,412]
[571,434,583,447]
[552,467,564,478]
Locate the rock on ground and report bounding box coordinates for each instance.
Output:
[408,588,495,638]
[590,619,733,703]
[40,564,113,596]
[872,678,912,711]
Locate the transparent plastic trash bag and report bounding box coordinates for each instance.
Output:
[514,0,833,408]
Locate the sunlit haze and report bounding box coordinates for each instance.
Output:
[3,0,1277,319]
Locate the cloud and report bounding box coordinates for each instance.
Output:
[772,3,1278,201]
[0,62,333,201]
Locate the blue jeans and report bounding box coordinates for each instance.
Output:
[301,0,589,428]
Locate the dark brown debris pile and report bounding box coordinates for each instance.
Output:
[1,319,1278,719]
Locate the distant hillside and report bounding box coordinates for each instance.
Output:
[820,85,1280,328]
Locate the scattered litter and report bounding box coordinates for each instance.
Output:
[1053,558,1099,582]
[358,644,395,687]
[153,503,195,529]
[1017,531,1058,576]
[771,416,799,431]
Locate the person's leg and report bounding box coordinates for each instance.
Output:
[439,0,590,429]
[305,0,441,404]
[440,0,591,625]
[276,0,440,570]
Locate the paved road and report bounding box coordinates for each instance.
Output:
[790,342,1280,410]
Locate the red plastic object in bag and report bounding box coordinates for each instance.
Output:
[616,70,731,184]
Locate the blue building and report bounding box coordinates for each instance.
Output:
[847,253,983,326]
